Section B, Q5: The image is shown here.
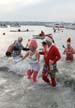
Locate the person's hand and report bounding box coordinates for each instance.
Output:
[49,60,54,64]
[49,60,54,71]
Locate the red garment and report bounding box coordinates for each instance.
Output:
[44,45,61,66]
[27,69,38,84]
[42,71,56,87]
[40,31,45,36]
[42,45,61,87]
[63,47,75,61]
[42,71,50,83]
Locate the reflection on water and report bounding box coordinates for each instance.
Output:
[0,26,75,108]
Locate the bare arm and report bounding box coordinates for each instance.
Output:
[73,48,75,54]
[22,51,29,60]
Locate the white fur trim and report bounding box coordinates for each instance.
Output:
[45,37,52,43]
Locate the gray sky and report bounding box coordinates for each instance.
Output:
[0,0,75,22]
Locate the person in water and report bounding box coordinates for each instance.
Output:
[22,39,40,84]
[6,37,30,57]
[63,37,75,61]
[39,30,45,37]
[41,35,61,87]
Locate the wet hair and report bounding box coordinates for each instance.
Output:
[18,37,23,42]
[42,41,47,46]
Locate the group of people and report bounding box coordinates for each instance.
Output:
[5,35,75,88]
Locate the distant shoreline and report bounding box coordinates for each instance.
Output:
[0,21,75,30]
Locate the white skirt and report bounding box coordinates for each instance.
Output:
[28,62,40,72]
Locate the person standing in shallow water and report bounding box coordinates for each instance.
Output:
[41,35,61,87]
[22,39,40,84]
[63,37,75,61]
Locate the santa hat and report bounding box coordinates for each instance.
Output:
[45,34,54,43]
[67,37,71,45]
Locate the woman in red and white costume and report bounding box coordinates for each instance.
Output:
[22,39,40,84]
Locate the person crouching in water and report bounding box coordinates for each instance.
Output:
[63,37,75,61]
[6,37,30,57]
[22,39,40,84]
[41,35,61,87]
